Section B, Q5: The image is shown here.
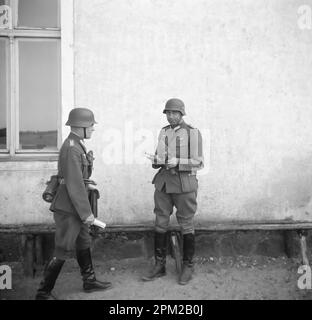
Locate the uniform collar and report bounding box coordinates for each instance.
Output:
[68,132,87,153]
[170,120,185,132]
[79,140,87,152]
[69,131,83,141]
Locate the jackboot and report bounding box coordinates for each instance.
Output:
[142,232,167,281]
[35,257,65,300]
[76,248,112,293]
[179,233,195,285]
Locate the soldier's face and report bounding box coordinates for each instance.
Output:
[166,111,182,127]
[85,125,95,139]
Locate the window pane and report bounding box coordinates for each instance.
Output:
[18,0,59,28]
[19,40,60,150]
[0,38,7,150]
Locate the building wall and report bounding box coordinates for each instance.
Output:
[0,161,56,224]
[1,0,312,225]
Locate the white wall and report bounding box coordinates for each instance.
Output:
[74,0,312,224]
[0,161,56,224]
[1,0,312,225]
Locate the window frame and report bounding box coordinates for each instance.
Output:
[0,37,10,154]
[0,0,65,159]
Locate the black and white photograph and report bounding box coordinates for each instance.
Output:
[1,0,312,303]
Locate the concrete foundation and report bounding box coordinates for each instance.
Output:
[1,230,311,266]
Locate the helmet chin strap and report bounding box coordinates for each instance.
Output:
[83,128,87,139]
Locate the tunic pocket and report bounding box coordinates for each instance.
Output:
[179,173,198,193]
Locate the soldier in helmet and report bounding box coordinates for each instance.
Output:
[143,98,204,285]
[36,108,112,300]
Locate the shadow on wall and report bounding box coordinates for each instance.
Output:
[243,155,312,221]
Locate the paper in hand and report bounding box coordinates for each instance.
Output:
[93,218,106,229]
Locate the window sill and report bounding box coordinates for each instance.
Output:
[0,154,59,162]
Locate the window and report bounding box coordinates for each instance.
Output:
[0,0,61,156]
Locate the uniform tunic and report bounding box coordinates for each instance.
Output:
[50,132,93,259]
[152,120,204,235]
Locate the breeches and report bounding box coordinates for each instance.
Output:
[53,210,91,260]
[154,189,197,235]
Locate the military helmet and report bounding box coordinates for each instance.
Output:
[65,108,97,127]
[163,98,186,116]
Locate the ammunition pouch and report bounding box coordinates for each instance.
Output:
[42,175,60,203]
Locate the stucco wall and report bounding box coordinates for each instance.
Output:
[0,162,56,224]
[1,0,312,225]
[74,0,312,224]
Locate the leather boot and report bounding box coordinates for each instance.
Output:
[179,233,195,285]
[35,257,65,300]
[76,248,112,293]
[142,232,167,281]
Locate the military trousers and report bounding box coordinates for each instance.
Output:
[154,189,197,235]
[53,210,91,260]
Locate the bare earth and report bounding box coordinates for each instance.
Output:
[1,255,312,300]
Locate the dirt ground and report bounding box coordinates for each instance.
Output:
[1,255,312,300]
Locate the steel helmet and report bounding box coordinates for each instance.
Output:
[65,108,97,127]
[163,98,186,116]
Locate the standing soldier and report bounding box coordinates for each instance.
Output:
[143,98,204,285]
[36,108,112,300]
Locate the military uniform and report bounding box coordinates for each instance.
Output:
[36,108,112,300]
[50,132,93,259]
[152,120,204,235]
[142,98,204,285]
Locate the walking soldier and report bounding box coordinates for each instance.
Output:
[36,108,112,300]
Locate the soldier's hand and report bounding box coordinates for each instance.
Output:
[84,214,95,226]
[86,150,95,163]
[145,152,156,162]
[167,157,179,168]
